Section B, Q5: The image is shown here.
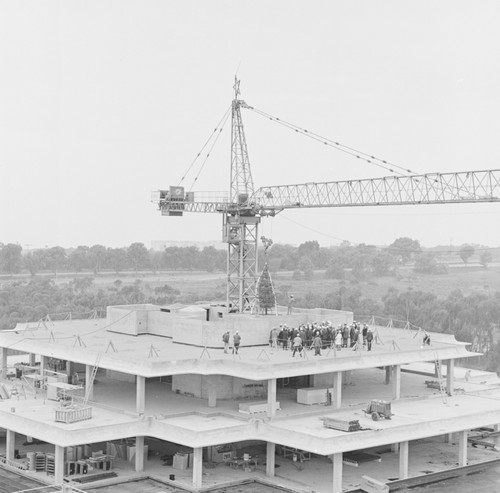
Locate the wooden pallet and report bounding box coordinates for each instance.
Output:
[323,417,361,432]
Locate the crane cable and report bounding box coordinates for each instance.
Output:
[177,104,232,189]
[247,106,479,199]
[187,106,232,194]
[248,106,415,177]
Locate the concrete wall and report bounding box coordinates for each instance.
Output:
[148,311,174,338]
[106,303,353,348]
[107,304,169,337]
[172,374,267,399]
[312,373,335,387]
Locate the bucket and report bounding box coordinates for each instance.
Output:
[169,474,175,481]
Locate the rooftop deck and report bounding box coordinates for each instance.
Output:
[1,318,478,380]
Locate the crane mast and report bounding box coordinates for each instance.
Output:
[155,81,500,314]
[225,79,260,313]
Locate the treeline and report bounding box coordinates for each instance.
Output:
[0,243,226,276]
[0,238,495,278]
[267,238,495,280]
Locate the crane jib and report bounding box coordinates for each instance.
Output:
[157,169,500,215]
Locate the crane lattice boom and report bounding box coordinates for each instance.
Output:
[156,169,500,216]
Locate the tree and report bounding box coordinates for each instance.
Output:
[458,245,475,265]
[413,252,448,275]
[0,243,22,275]
[388,237,421,264]
[127,243,149,273]
[68,246,89,273]
[480,250,493,269]
[371,251,397,276]
[23,251,41,276]
[298,256,314,280]
[106,248,128,274]
[257,263,276,315]
[88,245,107,273]
[45,246,67,276]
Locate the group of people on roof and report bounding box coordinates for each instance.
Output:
[269,320,374,356]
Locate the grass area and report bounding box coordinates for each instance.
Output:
[4,264,500,307]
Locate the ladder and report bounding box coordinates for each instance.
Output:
[83,353,102,404]
[434,357,448,404]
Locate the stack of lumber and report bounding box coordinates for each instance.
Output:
[323,417,361,432]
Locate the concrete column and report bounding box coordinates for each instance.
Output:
[266,442,276,477]
[54,445,65,485]
[135,436,145,472]
[446,359,454,396]
[0,347,7,379]
[399,440,409,479]
[392,365,401,400]
[136,375,146,415]
[85,365,94,401]
[40,355,46,376]
[29,353,36,366]
[208,377,217,408]
[332,452,343,493]
[385,366,391,384]
[458,430,468,466]
[332,371,342,409]
[6,430,16,460]
[192,446,203,488]
[267,378,277,417]
[493,424,500,446]
[65,360,73,381]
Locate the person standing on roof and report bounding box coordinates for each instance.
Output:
[313,332,322,356]
[292,333,303,357]
[222,331,230,354]
[366,328,374,351]
[233,331,241,354]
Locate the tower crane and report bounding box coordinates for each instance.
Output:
[154,79,500,314]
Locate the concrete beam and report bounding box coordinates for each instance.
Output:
[332,452,343,493]
[458,430,468,466]
[136,375,146,415]
[6,430,15,460]
[267,378,277,418]
[392,365,401,400]
[399,440,409,479]
[332,371,342,409]
[266,442,275,477]
[135,436,145,472]
[192,446,203,488]
[446,359,454,396]
[85,365,94,401]
[0,347,7,379]
[54,445,64,485]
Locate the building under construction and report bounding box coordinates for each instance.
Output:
[1,303,500,493]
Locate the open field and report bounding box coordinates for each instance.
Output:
[2,264,500,309]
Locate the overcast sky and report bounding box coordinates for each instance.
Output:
[1,1,500,250]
